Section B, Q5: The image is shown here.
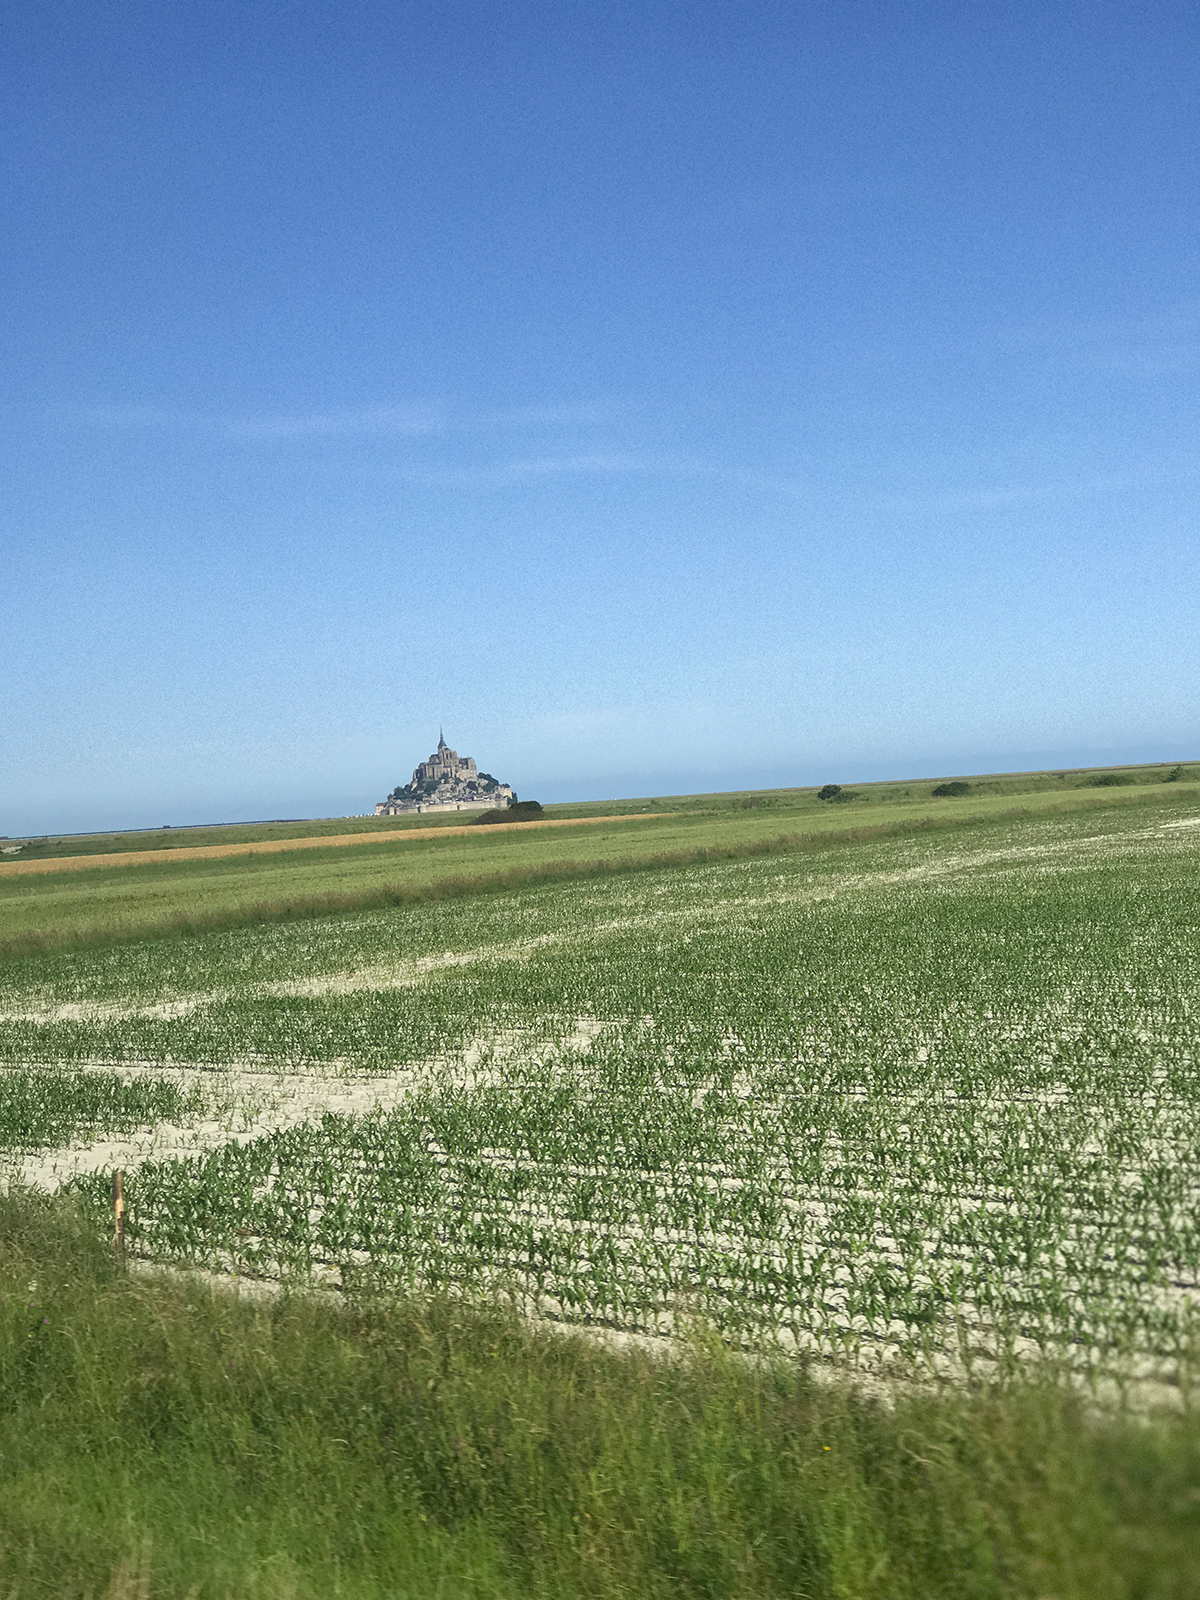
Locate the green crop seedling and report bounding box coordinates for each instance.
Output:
[4,799,1200,1388]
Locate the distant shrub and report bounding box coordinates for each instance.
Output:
[1088,773,1135,787]
[1166,765,1185,783]
[931,781,970,797]
[473,800,544,825]
[817,785,842,801]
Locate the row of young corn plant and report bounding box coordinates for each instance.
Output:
[2,800,1192,1020]
[73,1029,1200,1371]
[0,1068,206,1158]
[10,801,1200,1376]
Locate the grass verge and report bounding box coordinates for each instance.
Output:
[3,1189,1200,1599]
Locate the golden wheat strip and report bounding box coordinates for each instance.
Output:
[0,813,669,877]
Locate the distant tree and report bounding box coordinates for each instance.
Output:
[932,781,970,797]
[817,785,842,801]
[1166,765,1185,782]
[472,799,543,825]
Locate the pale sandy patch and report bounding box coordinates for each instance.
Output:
[4,1015,612,1192]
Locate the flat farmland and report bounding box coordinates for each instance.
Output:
[1,776,1192,958]
[5,793,1200,1386]
[0,813,669,879]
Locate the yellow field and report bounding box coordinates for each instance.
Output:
[0,811,665,879]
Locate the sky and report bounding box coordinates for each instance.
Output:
[2,0,1197,834]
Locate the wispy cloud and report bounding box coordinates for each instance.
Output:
[992,307,1200,377]
[78,397,614,441]
[502,452,659,478]
[374,453,652,488]
[507,455,832,501]
[83,404,209,430]
[380,453,828,497]
[884,463,1199,516]
[75,403,835,500]
[81,402,446,439]
[231,405,445,439]
[75,403,1191,516]
[470,400,615,430]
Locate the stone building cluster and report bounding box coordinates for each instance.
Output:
[375,733,514,815]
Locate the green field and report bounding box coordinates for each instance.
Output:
[6,785,1200,1379]
[7,1192,1200,1600]
[6,770,1200,1593]
[4,755,1195,857]
[3,762,1197,958]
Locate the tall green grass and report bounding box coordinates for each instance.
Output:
[3,1188,1200,1599]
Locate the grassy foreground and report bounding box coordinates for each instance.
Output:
[4,1190,1200,1600]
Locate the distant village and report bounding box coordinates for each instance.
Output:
[375,734,515,815]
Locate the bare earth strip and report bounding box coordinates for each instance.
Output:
[0,812,667,878]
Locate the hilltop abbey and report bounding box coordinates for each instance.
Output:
[375,733,514,815]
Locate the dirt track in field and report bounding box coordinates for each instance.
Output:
[0,814,668,878]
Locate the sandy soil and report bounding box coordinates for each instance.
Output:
[5,1016,609,1190]
[0,812,667,878]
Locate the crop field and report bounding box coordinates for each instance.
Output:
[0,811,667,878]
[4,797,1200,1386]
[2,773,1192,960]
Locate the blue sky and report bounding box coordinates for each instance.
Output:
[3,0,1196,833]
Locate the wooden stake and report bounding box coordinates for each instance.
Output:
[112,1170,126,1260]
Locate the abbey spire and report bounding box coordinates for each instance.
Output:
[374,734,514,816]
